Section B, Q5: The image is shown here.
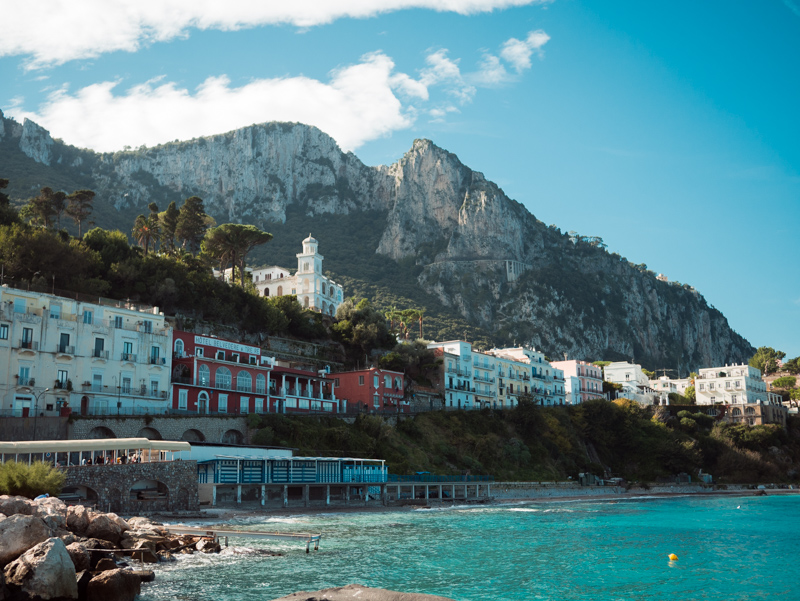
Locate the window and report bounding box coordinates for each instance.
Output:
[384,375,391,388]
[142,320,153,333]
[92,373,103,391]
[93,338,105,358]
[14,299,26,313]
[196,347,203,357]
[735,380,741,389]
[264,288,270,297]
[373,394,379,407]
[122,341,133,361]
[710,396,716,403]
[178,389,188,409]
[150,380,159,396]
[709,383,715,390]
[359,375,364,386]
[277,286,283,295]
[122,377,131,394]
[57,370,68,388]
[726,381,731,389]
[215,367,232,389]
[82,310,92,324]
[255,398,264,413]
[198,364,210,386]
[374,375,379,388]
[256,373,266,394]
[22,327,33,346]
[218,394,228,413]
[18,365,31,385]
[240,396,249,414]
[113,316,123,328]
[237,371,252,392]
[395,377,402,390]
[50,304,61,319]
[230,352,239,363]
[216,350,225,360]
[0,324,7,339]
[731,394,737,403]
[699,383,704,391]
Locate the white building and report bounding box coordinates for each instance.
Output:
[251,235,343,316]
[695,364,771,406]
[428,341,477,409]
[603,361,656,405]
[489,347,566,406]
[0,287,172,418]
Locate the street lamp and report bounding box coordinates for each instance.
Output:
[32,387,50,441]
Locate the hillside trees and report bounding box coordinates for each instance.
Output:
[202,223,273,287]
[334,298,395,364]
[0,179,20,226]
[749,346,785,375]
[65,189,95,237]
[132,203,160,254]
[176,196,212,253]
[159,201,180,253]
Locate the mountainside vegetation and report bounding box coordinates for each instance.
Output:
[248,401,800,484]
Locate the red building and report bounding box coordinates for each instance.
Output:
[171,331,339,415]
[333,368,406,413]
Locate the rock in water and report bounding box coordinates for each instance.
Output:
[0,514,51,567]
[269,584,457,601]
[86,568,140,601]
[3,537,78,600]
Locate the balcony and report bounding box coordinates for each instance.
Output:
[148,356,165,365]
[17,377,35,387]
[56,345,75,355]
[121,352,137,362]
[92,349,109,359]
[18,340,38,351]
[54,379,73,390]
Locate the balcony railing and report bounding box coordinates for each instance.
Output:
[18,340,38,350]
[56,345,75,355]
[121,353,137,362]
[17,377,34,386]
[92,350,109,359]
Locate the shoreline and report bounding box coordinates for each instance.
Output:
[157,487,800,524]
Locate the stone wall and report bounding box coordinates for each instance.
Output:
[0,416,70,441]
[70,415,249,443]
[63,461,199,514]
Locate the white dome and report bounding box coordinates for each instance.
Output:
[303,234,318,244]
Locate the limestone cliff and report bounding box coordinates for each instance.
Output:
[0,112,754,370]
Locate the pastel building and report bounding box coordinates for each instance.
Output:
[488,347,566,406]
[0,288,171,418]
[550,360,604,404]
[428,341,476,410]
[333,368,406,413]
[694,364,770,406]
[602,361,656,405]
[250,236,343,316]
[171,331,340,415]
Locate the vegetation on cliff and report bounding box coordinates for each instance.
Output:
[248,401,800,484]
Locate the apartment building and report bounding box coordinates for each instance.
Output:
[489,347,566,406]
[602,361,655,404]
[694,364,769,406]
[0,287,171,417]
[333,368,406,412]
[171,331,340,415]
[550,360,604,404]
[428,341,476,409]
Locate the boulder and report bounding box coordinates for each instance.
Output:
[104,513,130,533]
[130,549,158,564]
[0,514,51,567]
[0,496,34,517]
[65,543,90,572]
[75,570,92,600]
[195,539,221,554]
[86,569,140,601]
[125,517,156,530]
[157,550,176,563]
[84,514,122,545]
[58,531,77,545]
[3,537,78,600]
[65,506,91,536]
[94,558,117,572]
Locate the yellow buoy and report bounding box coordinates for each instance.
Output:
[668,554,678,561]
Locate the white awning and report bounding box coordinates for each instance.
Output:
[0,438,191,455]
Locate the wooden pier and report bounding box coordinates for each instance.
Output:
[166,525,322,552]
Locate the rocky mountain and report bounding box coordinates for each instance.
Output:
[0,110,754,371]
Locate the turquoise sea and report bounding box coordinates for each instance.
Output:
[141,495,800,601]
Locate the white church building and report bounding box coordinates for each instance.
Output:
[250,235,344,316]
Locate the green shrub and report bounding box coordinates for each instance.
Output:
[0,461,66,498]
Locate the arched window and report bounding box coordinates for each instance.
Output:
[304,296,309,308]
[237,371,252,392]
[731,408,742,416]
[174,339,184,356]
[215,367,231,390]
[277,285,283,296]
[256,373,266,394]
[264,288,270,297]
[198,364,210,386]
[395,377,402,390]
[745,407,755,415]
[322,283,326,295]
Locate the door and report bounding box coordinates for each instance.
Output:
[59,333,70,353]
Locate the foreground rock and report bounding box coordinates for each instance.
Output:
[0,515,51,567]
[270,584,457,601]
[85,568,141,601]
[3,537,78,600]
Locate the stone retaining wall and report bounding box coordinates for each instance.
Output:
[63,461,199,514]
[491,481,715,500]
[71,415,249,443]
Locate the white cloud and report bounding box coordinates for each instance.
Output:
[421,50,476,103]
[500,29,550,72]
[7,53,415,153]
[471,54,510,86]
[2,0,552,69]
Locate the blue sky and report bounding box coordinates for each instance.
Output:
[1,0,798,360]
